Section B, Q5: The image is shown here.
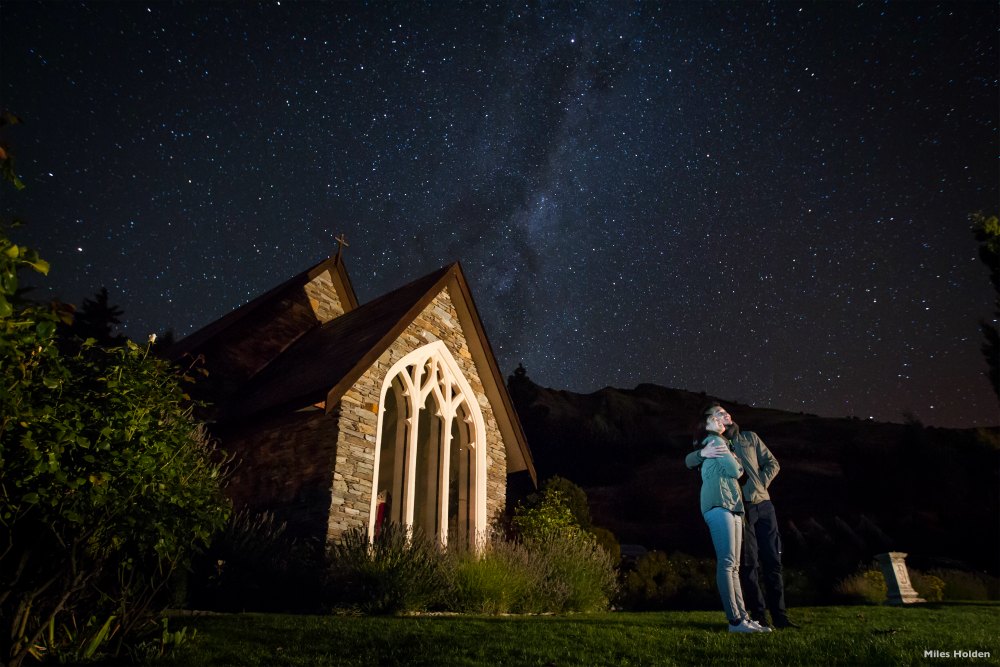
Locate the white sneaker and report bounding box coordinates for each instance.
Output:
[746,619,772,633]
[728,619,761,633]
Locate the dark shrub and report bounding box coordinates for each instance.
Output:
[929,569,999,601]
[909,570,945,602]
[833,567,887,605]
[328,523,446,614]
[186,509,325,612]
[623,551,716,610]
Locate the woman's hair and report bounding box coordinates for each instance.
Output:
[698,400,722,417]
[691,412,717,447]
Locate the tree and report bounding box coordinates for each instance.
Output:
[512,476,594,538]
[540,476,592,531]
[511,486,579,542]
[68,286,126,347]
[507,363,536,404]
[971,212,999,398]
[0,126,230,667]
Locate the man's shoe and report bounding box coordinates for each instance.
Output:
[746,619,773,633]
[773,616,800,629]
[728,619,763,633]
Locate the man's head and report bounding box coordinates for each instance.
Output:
[703,402,733,426]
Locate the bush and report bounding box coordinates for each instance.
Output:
[0,225,230,666]
[325,477,618,616]
[622,551,717,610]
[834,568,887,605]
[444,533,617,614]
[532,530,618,613]
[592,527,621,565]
[511,487,578,541]
[186,509,325,613]
[928,569,999,601]
[781,567,824,606]
[328,523,446,614]
[623,551,682,609]
[910,571,945,602]
[444,539,545,614]
[532,476,593,530]
[327,523,618,616]
[501,480,618,613]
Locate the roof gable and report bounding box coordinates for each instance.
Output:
[169,255,359,388]
[226,265,452,419]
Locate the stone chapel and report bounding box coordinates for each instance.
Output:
[170,252,537,550]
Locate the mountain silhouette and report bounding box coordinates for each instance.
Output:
[507,373,999,577]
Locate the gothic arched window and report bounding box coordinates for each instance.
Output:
[371,341,486,548]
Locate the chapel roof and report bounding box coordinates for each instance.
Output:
[225,264,452,420]
[174,257,536,483]
[169,254,358,359]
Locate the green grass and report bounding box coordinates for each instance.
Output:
[155,603,1000,666]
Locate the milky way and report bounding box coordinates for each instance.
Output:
[2,1,997,427]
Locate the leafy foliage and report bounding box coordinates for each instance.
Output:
[0,225,230,666]
[623,551,683,609]
[327,519,617,615]
[591,526,620,564]
[512,476,615,545]
[910,571,945,603]
[971,212,999,398]
[511,487,579,542]
[504,479,618,612]
[0,112,25,191]
[528,528,618,612]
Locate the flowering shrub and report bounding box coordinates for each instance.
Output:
[328,524,618,615]
[329,523,446,614]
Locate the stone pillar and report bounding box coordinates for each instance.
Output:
[875,552,925,605]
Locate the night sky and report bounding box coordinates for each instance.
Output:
[2,1,997,428]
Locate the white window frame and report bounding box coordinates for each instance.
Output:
[368,340,487,548]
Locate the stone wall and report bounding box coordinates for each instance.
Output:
[222,408,339,541]
[326,285,509,543]
[304,269,346,323]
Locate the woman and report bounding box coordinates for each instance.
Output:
[694,412,770,634]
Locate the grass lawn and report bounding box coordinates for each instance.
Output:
[153,603,1000,666]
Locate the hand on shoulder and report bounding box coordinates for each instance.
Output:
[700,437,729,459]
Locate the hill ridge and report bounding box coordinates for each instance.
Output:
[507,374,999,575]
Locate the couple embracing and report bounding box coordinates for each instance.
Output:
[686,403,799,634]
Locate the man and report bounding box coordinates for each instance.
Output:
[685,402,799,629]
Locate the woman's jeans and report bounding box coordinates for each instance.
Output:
[704,507,747,623]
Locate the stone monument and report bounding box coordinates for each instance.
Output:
[875,552,925,604]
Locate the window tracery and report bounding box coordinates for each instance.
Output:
[371,341,486,548]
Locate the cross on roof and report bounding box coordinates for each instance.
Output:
[335,233,349,263]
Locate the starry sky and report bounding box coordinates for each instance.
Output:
[2,1,997,428]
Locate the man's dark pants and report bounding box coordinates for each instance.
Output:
[740,500,788,623]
